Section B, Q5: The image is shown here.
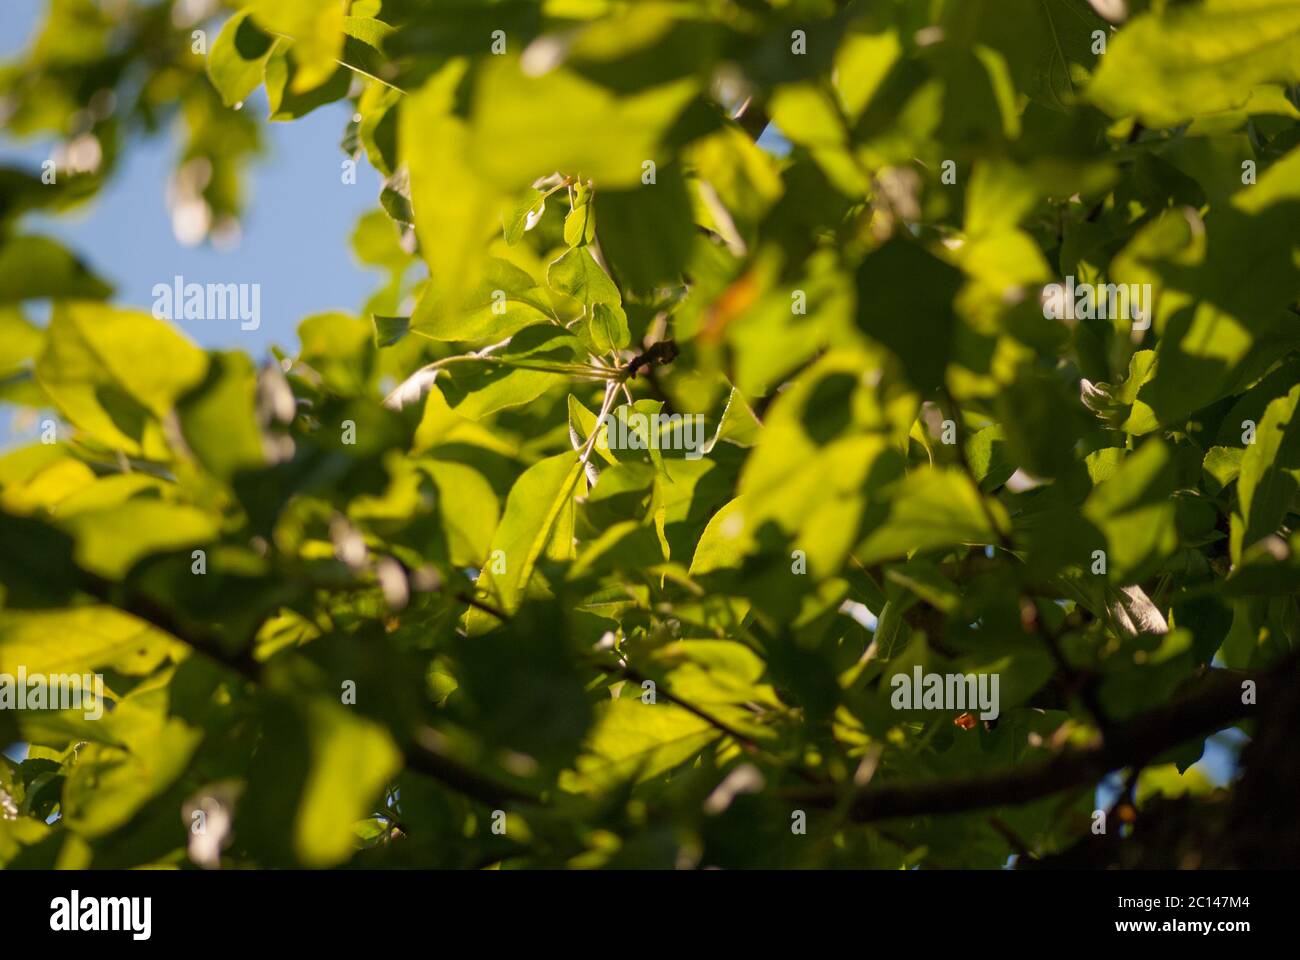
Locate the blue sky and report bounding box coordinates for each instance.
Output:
[1,0,384,358]
[2,0,382,760]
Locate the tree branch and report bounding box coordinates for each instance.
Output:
[73,570,539,811]
[61,546,1296,827]
[733,98,770,141]
[781,660,1286,823]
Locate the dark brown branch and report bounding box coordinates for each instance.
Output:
[623,340,679,380]
[987,816,1033,859]
[69,546,1293,827]
[1020,594,1115,737]
[782,659,1286,823]
[454,590,509,622]
[406,728,540,807]
[78,571,263,683]
[733,99,771,141]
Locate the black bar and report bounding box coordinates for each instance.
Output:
[0,868,1281,946]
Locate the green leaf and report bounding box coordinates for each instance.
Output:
[298,311,375,396]
[856,469,1007,565]
[434,325,590,420]
[60,700,202,839]
[0,166,87,222]
[451,603,592,770]
[207,9,277,107]
[588,302,630,355]
[502,188,547,245]
[61,501,219,580]
[1083,440,1180,581]
[424,460,500,567]
[351,208,408,271]
[0,511,78,609]
[177,352,266,481]
[342,14,394,52]
[467,58,697,190]
[242,694,402,867]
[570,520,664,578]
[0,236,112,303]
[411,257,554,342]
[402,61,505,313]
[1203,445,1244,494]
[855,236,963,393]
[0,606,175,677]
[563,182,595,247]
[291,699,402,866]
[711,386,762,450]
[643,640,780,739]
[35,302,208,457]
[0,306,43,376]
[1088,0,1300,126]
[0,817,50,868]
[547,247,621,306]
[688,496,752,577]
[969,0,1107,112]
[967,425,1016,491]
[584,460,656,530]
[471,452,582,622]
[769,82,864,195]
[730,350,906,570]
[263,48,350,120]
[564,697,716,793]
[594,168,694,295]
[1234,384,1300,562]
[372,314,410,348]
[251,0,346,93]
[357,86,401,177]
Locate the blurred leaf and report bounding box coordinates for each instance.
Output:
[298,312,375,396]
[1088,0,1300,126]
[856,236,962,392]
[467,58,697,190]
[252,0,346,93]
[595,168,694,296]
[402,61,504,314]
[60,501,218,580]
[0,511,78,609]
[0,605,174,677]
[0,236,112,303]
[207,9,278,108]
[178,352,266,481]
[36,302,207,457]
[451,603,592,770]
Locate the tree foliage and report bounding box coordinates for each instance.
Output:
[1,0,1299,869]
